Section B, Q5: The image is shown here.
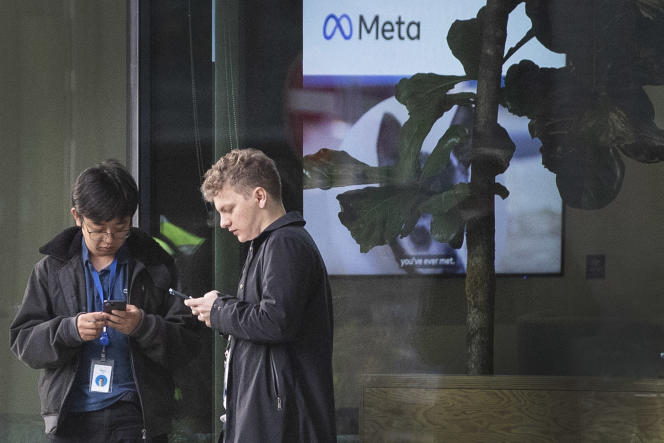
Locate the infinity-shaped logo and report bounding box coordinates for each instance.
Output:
[323,13,352,40]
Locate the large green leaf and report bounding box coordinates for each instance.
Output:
[447,2,524,77]
[524,0,664,88]
[504,59,663,207]
[553,143,625,210]
[447,15,482,79]
[430,209,465,245]
[302,149,391,190]
[424,181,508,247]
[396,74,469,111]
[418,182,508,216]
[503,61,587,119]
[503,60,541,117]
[536,102,628,209]
[419,182,473,215]
[525,0,589,54]
[336,185,421,253]
[505,62,663,162]
[395,74,473,182]
[420,125,470,182]
[417,183,473,246]
[525,0,635,65]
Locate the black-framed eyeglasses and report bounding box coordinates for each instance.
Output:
[82,220,131,241]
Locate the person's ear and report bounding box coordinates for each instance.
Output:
[254,187,268,209]
[71,208,82,227]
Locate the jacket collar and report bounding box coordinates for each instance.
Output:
[257,211,305,238]
[39,227,82,261]
[39,226,172,269]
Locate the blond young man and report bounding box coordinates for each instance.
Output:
[185,148,336,442]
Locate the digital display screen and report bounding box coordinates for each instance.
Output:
[301,0,565,275]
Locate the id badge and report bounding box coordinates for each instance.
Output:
[90,359,114,393]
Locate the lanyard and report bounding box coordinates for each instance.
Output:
[90,258,118,307]
[89,258,118,357]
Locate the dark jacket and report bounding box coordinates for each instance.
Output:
[211,212,336,443]
[9,227,200,436]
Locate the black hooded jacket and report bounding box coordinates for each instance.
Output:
[10,227,200,436]
[211,212,336,442]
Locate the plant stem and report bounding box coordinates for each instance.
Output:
[465,0,510,376]
[503,28,535,64]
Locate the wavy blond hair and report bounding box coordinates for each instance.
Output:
[201,148,282,202]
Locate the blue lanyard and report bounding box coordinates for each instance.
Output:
[89,258,118,353]
[90,258,118,307]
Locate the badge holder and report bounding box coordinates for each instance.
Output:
[90,328,114,393]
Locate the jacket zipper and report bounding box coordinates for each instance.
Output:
[269,350,282,411]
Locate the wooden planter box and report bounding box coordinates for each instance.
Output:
[361,374,664,442]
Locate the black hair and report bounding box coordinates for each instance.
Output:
[71,159,138,222]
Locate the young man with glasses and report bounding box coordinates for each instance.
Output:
[10,159,200,442]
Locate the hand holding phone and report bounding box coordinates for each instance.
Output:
[103,302,141,335]
[184,290,221,328]
[103,300,127,313]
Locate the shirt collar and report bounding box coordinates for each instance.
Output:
[81,236,130,269]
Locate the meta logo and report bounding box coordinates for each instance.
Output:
[323,13,421,41]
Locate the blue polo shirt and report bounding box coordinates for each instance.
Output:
[66,239,138,413]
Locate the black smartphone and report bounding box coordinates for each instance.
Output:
[103,300,127,313]
[168,288,191,299]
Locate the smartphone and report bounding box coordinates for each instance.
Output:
[103,300,127,313]
[168,288,191,299]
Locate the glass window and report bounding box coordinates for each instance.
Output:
[5,0,664,442]
[139,0,217,439]
[207,1,664,441]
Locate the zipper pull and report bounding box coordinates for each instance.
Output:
[277,396,282,411]
[142,429,147,440]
